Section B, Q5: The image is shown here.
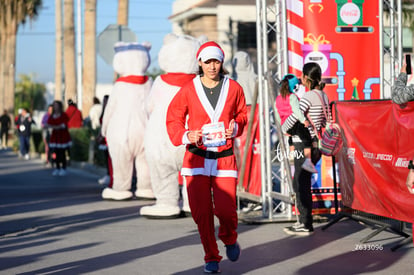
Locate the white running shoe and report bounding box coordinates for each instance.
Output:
[52,169,60,176]
[301,158,318,173]
[98,175,110,185]
[24,154,30,160]
[59,169,67,176]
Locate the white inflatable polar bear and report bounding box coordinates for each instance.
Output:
[140,34,206,218]
[101,42,154,201]
[232,51,257,106]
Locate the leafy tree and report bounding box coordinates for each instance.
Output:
[15,74,46,114]
[0,0,43,113]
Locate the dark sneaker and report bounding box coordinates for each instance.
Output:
[225,242,241,262]
[283,224,314,236]
[204,261,220,273]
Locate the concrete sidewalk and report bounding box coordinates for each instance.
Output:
[0,149,413,275]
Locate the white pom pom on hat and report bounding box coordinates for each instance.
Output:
[196,41,224,62]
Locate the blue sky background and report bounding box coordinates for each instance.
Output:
[16,0,173,84]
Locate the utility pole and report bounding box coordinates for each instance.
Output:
[76,0,83,109]
[55,0,63,102]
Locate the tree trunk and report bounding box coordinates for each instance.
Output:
[4,22,17,114]
[63,0,77,106]
[55,0,63,102]
[82,0,97,118]
[117,0,129,26]
[0,34,5,113]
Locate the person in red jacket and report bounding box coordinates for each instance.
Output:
[65,99,83,128]
[166,41,247,273]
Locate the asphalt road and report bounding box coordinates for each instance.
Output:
[0,149,413,275]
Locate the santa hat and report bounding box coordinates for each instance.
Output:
[196,41,224,62]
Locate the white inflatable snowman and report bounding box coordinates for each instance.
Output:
[101,42,154,201]
[140,34,206,218]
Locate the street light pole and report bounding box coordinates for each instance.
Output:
[76,0,83,110]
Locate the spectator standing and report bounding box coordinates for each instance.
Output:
[65,99,82,166]
[96,95,112,186]
[65,99,83,128]
[88,97,102,131]
[41,104,53,166]
[392,56,414,104]
[166,41,247,273]
[47,100,72,176]
[16,108,35,160]
[282,62,329,236]
[392,57,414,245]
[0,109,11,149]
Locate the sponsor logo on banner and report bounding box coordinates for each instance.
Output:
[253,138,260,154]
[347,148,356,164]
[394,157,410,168]
[375,153,393,161]
[275,143,304,161]
[362,152,375,159]
[340,3,361,25]
[363,152,394,162]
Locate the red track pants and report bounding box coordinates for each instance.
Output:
[185,175,238,263]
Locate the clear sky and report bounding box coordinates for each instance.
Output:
[16,0,173,84]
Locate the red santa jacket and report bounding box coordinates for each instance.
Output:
[166,75,247,178]
[65,105,83,128]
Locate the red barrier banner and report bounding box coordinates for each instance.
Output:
[236,105,261,196]
[336,100,414,223]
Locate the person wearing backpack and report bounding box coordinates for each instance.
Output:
[282,62,329,236]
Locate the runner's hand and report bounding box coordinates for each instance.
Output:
[187,130,202,144]
[406,169,414,194]
[225,119,235,139]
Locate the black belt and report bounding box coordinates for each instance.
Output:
[188,145,233,159]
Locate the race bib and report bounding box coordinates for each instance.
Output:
[202,122,226,147]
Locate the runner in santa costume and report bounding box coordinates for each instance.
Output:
[101,42,154,201]
[141,34,206,218]
[166,41,247,273]
[47,100,72,177]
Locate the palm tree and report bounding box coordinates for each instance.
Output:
[82,0,97,118]
[63,0,76,105]
[0,0,42,114]
[55,0,63,102]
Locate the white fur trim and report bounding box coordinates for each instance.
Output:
[181,167,238,178]
[140,204,181,217]
[198,46,224,62]
[193,75,230,123]
[101,188,133,200]
[135,189,155,199]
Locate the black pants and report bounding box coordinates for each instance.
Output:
[0,129,8,146]
[287,122,312,147]
[54,148,67,169]
[292,137,321,229]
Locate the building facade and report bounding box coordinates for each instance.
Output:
[170,0,259,73]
